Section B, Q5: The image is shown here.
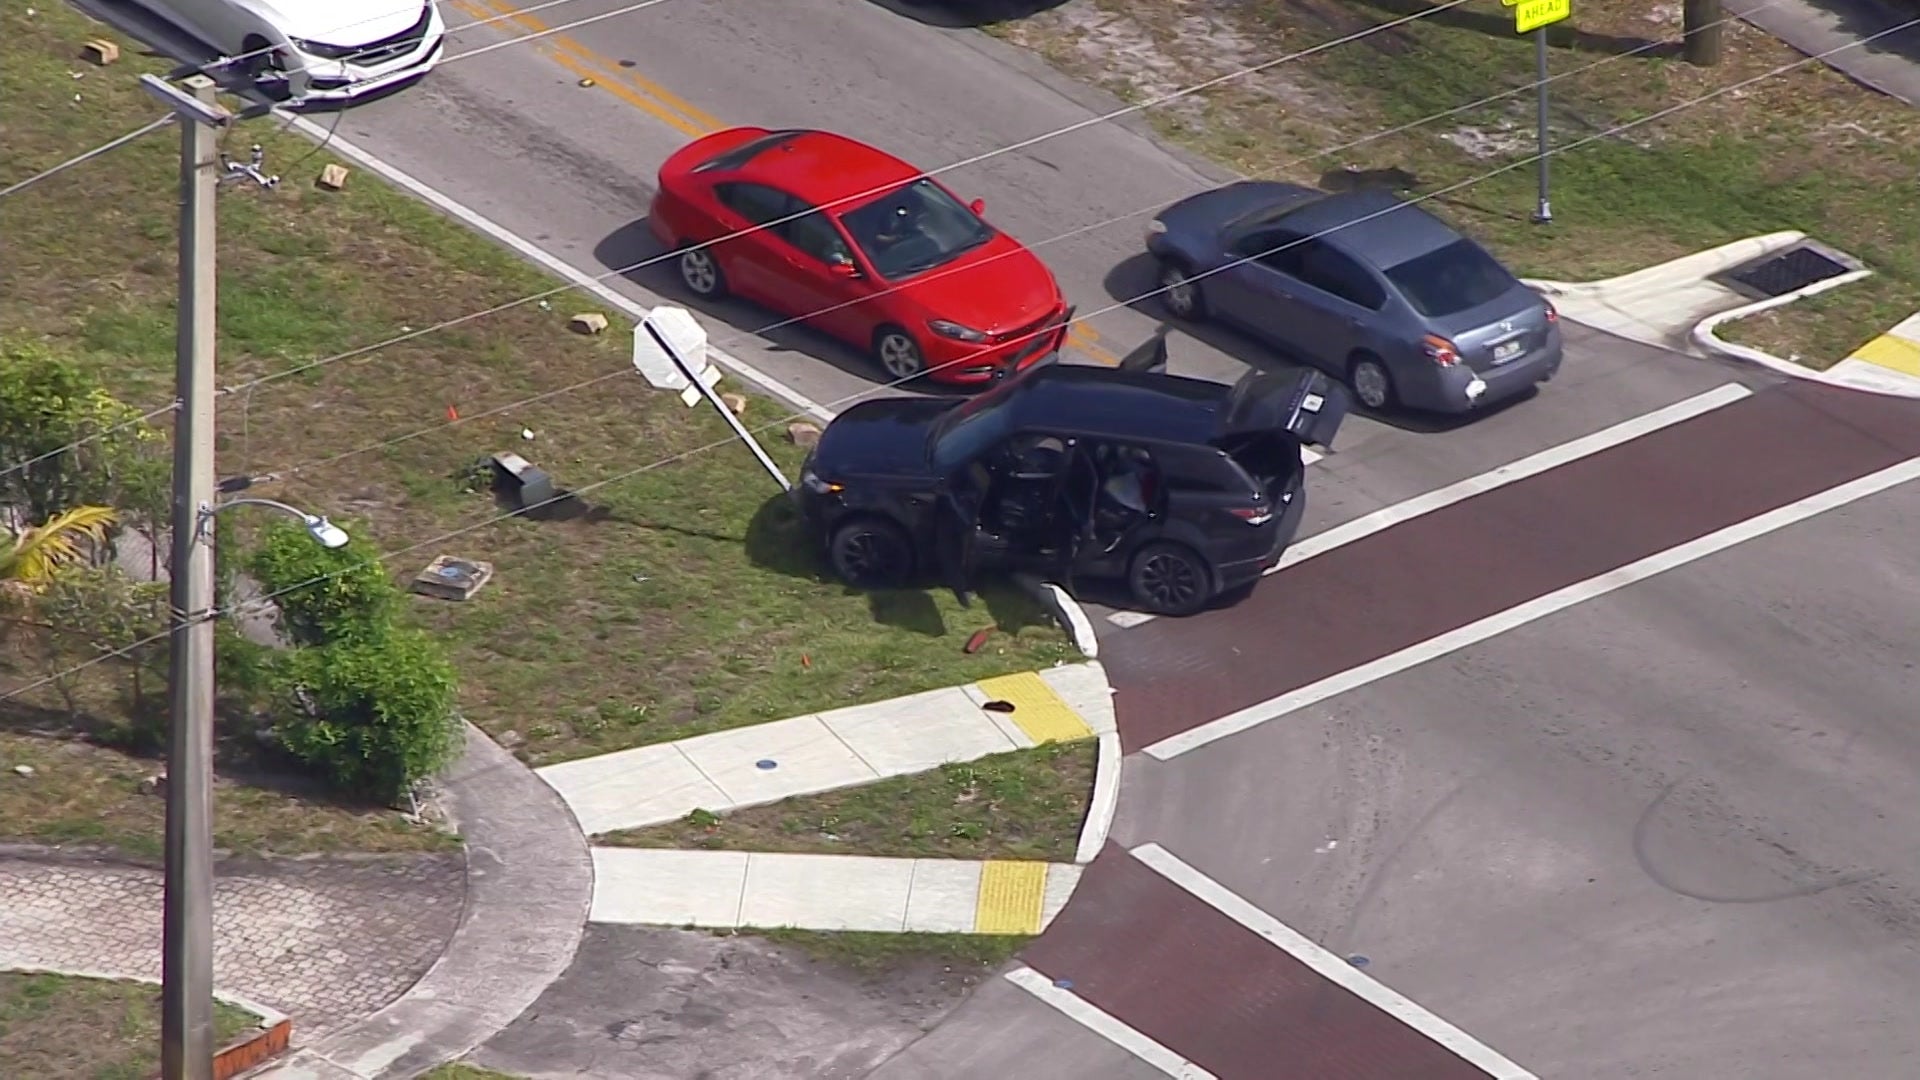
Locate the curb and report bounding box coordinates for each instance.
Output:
[2,965,294,1080]
[1521,230,1808,299]
[1075,729,1123,865]
[1690,269,1897,390]
[1013,573,1099,658]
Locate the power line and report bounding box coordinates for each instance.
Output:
[252,0,1801,486]
[0,114,174,199]
[0,0,1808,488]
[1,0,1480,475]
[7,14,1909,710]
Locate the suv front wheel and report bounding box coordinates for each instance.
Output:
[829,518,915,589]
[1128,541,1213,616]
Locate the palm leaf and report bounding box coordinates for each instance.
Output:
[0,505,118,587]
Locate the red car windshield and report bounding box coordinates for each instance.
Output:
[840,179,993,281]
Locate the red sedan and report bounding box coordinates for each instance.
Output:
[648,127,1071,387]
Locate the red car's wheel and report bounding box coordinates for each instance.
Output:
[677,244,728,300]
[872,326,928,383]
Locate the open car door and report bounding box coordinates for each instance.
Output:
[1115,324,1172,375]
[1219,366,1350,450]
[933,487,983,608]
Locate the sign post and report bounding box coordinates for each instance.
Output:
[1508,0,1572,224]
[635,307,791,492]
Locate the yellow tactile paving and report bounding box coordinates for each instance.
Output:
[975,671,1094,744]
[975,860,1049,934]
[1850,334,1920,377]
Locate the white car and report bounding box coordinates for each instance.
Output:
[143,0,446,102]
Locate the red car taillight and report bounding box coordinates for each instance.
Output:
[1421,334,1463,367]
[1226,506,1274,526]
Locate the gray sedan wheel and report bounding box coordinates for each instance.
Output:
[1158,260,1207,321]
[1348,354,1397,411]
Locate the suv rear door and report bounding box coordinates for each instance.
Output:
[1219,366,1349,452]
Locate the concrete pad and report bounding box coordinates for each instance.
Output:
[739,853,917,932]
[975,671,1096,744]
[588,848,748,927]
[903,859,986,934]
[1039,661,1116,735]
[675,715,878,809]
[820,686,1021,777]
[961,681,1038,748]
[535,743,728,837]
[1041,864,1084,929]
[1827,357,1920,397]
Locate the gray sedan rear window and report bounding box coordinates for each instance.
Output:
[1384,239,1515,318]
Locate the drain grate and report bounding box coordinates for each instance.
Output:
[1719,244,1855,300]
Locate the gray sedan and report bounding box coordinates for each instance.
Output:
[1144,181,1562,414]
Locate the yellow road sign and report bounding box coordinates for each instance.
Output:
[1515,0,1571,32]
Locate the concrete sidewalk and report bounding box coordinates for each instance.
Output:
[588,848,1084,935]
[537,662,1115,837]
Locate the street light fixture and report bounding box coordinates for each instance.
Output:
[162,494,347,1080]
[197,497,350,549]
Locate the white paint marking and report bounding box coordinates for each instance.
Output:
[1107,383,1753,628]
[1129,844,1540,1080]
[1146,456,1920,759]
[1004,966,1217,1079]
[285,116,838,425]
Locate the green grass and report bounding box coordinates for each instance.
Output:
[419,1064,525,1080]
[995,0,1920,367]
[0,972,259,1080]
[745,929,1032,975]
[0,6,1076,784]
[601,740,1096,860]
[0,730,457,858]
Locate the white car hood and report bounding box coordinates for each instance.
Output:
[264,0,428,46]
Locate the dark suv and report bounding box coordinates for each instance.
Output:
[794,340,1348,616]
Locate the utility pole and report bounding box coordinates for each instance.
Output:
[1684,0,1725,66]
[141,72,227,1080]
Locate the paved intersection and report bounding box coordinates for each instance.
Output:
[122,1,1920,1074]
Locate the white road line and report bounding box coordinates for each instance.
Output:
[1129,844,1540,1080]
[1003,966,1218,1079]
[1145,455,1920,759]
[1107,383,1753,628]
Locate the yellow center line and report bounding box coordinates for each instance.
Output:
[458,0,722,137]
[1067,325,1120,366]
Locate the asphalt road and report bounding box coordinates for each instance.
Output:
[85,0,1920,1074]
[1101,474,1920,1078]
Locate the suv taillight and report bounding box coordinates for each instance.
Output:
[1421,334,1462,367]
[1226,506,1274,526]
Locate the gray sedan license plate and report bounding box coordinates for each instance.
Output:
[1492,340,1523,364]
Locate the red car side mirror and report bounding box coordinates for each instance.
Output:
[969,198,986,216]
[830,261,861,279]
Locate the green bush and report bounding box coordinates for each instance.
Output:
[272,627,462,802]
[246,518,398,646]
[0,337,164,523]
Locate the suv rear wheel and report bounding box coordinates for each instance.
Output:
[830,518,914,589]
[1128,541,1212,616]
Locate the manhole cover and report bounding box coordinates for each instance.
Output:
[1719,244,1854,300]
